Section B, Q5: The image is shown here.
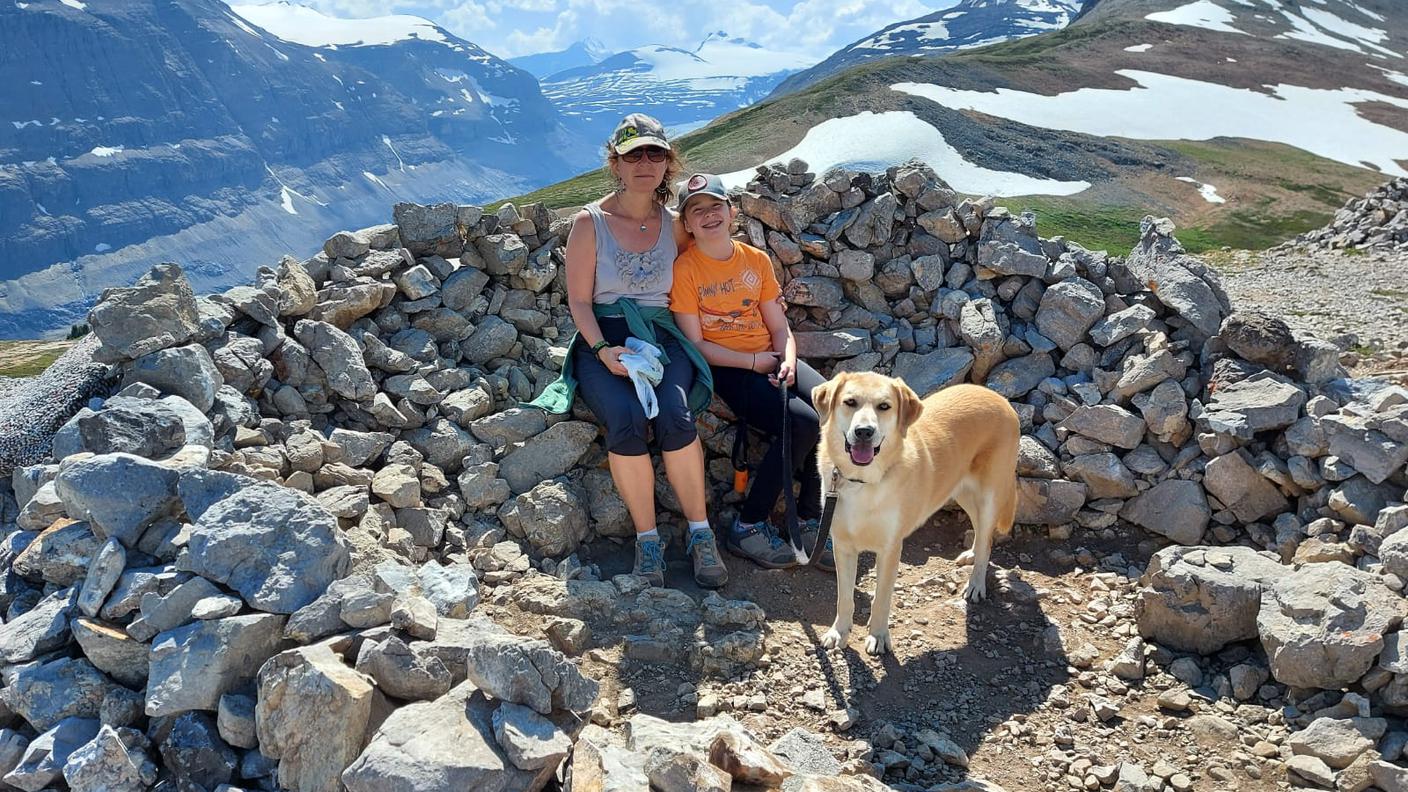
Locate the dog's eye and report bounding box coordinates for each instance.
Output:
[877,402,892,411]
[843,398,857,407]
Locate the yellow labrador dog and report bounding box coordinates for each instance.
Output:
[812,373,1020,655]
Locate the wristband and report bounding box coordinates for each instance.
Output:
[590,339,609,355]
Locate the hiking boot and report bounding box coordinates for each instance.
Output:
[725,517,797,569]
[633,535,666,587]
[800,518,835,572]
[686,529,729,589]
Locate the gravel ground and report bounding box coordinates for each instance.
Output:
[1212,246,1408,374]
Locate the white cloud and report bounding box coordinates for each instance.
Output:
[437,0,955,60]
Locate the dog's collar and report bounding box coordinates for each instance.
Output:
[830,467,868,486]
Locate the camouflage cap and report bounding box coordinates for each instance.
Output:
[610,113,670,154]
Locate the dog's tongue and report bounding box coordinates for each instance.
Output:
[849,444,875,465]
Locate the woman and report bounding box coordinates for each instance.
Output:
[530,113,727,589]
[670,173,832,572]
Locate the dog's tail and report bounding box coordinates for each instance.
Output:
[995,473,1017,540]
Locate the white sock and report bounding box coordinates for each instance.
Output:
[637,528,660,541]
[687,520,711,536]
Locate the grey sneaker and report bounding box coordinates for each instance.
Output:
[800,519,835,573]
[634,536,665,587]
[726,517,797,569]
[686,529,729,589]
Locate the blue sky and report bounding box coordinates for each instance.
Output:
[294,0,961,59]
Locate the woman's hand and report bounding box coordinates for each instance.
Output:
[750,351,781,374]
[599,345,629,377]
[771,358,796,387]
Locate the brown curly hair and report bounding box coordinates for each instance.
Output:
[605,144,686,206]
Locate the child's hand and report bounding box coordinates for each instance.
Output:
[750,351,781,374]
[771,360,796,387]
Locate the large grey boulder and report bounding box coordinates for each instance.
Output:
[1137,546,1284,654]
[985,353,1055,400]
[2,657,124,732]
[71,617,148,688]
[402,418,476,474]
[89,263,200,363]
[257,643,378,792]
[497,482,589,558]
[1035,278,1105,350]
[146,614,289,717]
[1287,717,1385,770]
[394,203,462,257]
[462,626,599,715]
[2,718,101,792]
[61,724,152,792]
[1120,479,1209,545]
[293,319,376,401]
[1320,413,1408,485]
[1221,310,1297,371]
[178,470,349,613]
[1203,451,1289,523]
[76,397,187,459]
[342,681,577,792]
[1015,478,1085,525]
[461,316,518,365]
[0,587,75,664]
[1123,217,1226,338]
[959,299,1005,382]
[123,344,223,412]
[1257,563,1408,689]
[54,453,180,548]
[1201,371,1306,438]
[891,348,974,398]
[498,421,597,494]
[492,702,572,772]
[355,635,452,701]
[1059,405,1145,449]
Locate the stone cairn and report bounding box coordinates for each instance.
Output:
[1297,176,1408,252]
[0,158,1405,791]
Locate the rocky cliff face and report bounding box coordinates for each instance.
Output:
[0,0,594,339]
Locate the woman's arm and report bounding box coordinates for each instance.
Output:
[759,299,797,385]
[674,312,777,372]
[565,210,627,376]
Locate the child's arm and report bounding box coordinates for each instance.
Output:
[674,312,778,372]
[759,299,797,386]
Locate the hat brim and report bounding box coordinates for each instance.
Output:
[679,189,729,212]
[614,135,671,155]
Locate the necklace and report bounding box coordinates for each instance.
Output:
[616,200,652,233]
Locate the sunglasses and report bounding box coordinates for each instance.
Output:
[620,147,668,163]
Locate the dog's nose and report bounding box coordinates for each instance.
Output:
[853,426,875,441]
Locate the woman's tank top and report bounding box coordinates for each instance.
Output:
[585,202,676,308]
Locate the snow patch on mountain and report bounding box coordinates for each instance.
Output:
[718,110,1090,197]
[892,70,1408,176]
[1146,1,1247,36]
[229,2,450,48]
[1176,177,1227,204]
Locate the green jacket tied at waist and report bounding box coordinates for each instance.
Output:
[527,299,714,416]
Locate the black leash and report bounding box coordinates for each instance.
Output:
[777,370,841,566]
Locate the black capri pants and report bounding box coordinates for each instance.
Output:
[713,360,826,524]
[574,316,698,457]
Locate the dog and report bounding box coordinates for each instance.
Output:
[811,372,1020,655]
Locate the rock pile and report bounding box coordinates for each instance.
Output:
[0,156,1405,790]
[1297,176,1408,252]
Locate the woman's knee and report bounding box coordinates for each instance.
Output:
[604,411,650,456]
[655,407,698,452]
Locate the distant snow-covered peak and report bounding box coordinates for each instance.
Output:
[227,1,451,48]
[626,37,813,80]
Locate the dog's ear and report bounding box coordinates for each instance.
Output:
[812,374,842,422]
[896,381,924,435]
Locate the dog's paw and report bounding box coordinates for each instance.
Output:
[864,631,891,656]
[821,627,848,650]
[956,549,975,567]
[963,576,988,602]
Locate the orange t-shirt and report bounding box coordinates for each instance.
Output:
[670,241,781,354]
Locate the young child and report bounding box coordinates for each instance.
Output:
[669,173,833,571]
